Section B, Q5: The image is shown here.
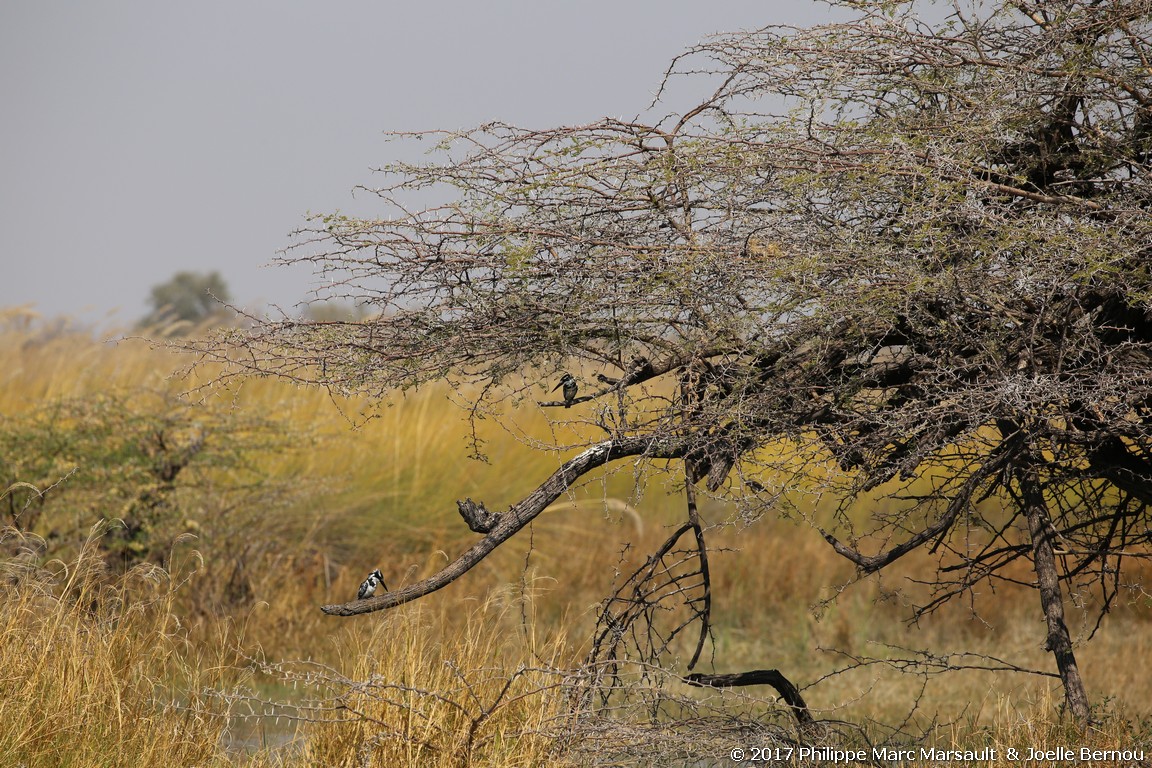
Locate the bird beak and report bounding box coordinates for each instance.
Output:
[552,382,563,392]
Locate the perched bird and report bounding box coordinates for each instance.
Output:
[357,568,387,600]
[552,373,578,407]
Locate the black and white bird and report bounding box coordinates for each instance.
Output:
[553,373,578,408]
[357,568,387,600]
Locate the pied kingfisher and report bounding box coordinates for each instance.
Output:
[357,568,387,600]
[553,373,578,407]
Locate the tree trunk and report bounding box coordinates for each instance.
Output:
[1020,476,1092,723]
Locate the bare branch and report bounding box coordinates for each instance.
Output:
[321,435,688,616]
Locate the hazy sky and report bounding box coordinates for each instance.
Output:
[1,2,844,326]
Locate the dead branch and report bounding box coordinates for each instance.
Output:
[322,435,688,616]
[684,670,812,725]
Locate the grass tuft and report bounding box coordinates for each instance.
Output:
[0,525,235,768]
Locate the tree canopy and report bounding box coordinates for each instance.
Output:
[141,270,233,332]
[198,0,1152,723]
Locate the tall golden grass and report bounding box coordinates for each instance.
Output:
[2,312,1150,764]
[0,525,236,767]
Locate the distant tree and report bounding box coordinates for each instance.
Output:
[140,271,233,332]
[197,0,1151,724]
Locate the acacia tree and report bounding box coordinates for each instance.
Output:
[198,0,1151,723]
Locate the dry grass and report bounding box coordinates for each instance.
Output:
[2,313,1151,765]
[0,526,236,768]
[259,597,574,767]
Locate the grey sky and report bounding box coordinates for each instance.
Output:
[1,2,843,326]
